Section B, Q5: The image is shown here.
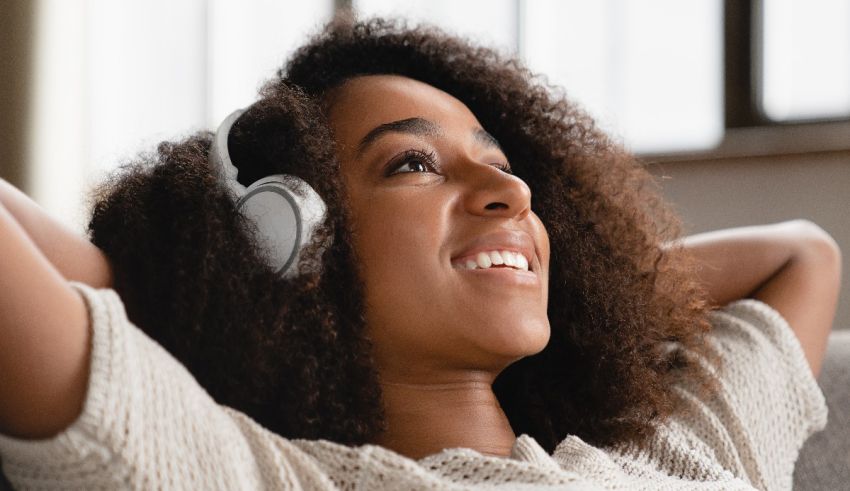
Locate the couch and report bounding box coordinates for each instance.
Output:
[793,330,850,490]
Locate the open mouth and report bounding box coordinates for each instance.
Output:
[451,250,531,272]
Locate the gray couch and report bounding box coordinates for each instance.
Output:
[1,333,847,490]
[793,330,850,490]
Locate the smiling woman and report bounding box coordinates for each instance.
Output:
[0,15,837,490]
[325,75,552,458]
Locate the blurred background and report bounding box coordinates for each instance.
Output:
[1,0,849,328]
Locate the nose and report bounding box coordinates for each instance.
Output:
[463,163,532,221]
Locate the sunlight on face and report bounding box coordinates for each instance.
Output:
[327,75,551,381]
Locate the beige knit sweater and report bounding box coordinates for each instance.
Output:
[0,282,827,490]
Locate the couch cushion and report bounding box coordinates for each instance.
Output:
[793,330,850,490]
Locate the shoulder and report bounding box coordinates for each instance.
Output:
[708,298,805,358]
[647,298,829,489]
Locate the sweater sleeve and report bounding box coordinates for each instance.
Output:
[686,299,829,490]
[0,282,277,490]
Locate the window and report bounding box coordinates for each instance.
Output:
[522,0,723,153]
[354,0,518,53]
[86,0,333,176]
[29,0,849,228]
[356,0,724,153]
[30,0,333,229]
[207,0,334,125]
[759,0,850,121]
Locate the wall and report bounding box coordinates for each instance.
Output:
[0,0,34,190]
[650,150,850,330]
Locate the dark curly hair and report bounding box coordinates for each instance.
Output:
[88,15,714,454]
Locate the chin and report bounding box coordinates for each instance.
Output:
[481,317,551,362]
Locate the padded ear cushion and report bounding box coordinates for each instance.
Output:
[236,174,326,278]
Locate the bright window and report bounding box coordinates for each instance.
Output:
[87,0,207,176]
[32,0,723,228]
[354,0,519,54]
[522,0,723,153]
[207,0,334,125]
[357,0,723,154]
[30,0,332,229]
[760,0,850,121]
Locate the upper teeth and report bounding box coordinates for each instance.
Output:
[454,250,530,272]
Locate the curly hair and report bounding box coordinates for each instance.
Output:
[88,16,714,454]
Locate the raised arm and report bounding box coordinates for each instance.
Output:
[0,199,92,438]
[678,219,842,377]
[0,178,112,438]
[0,180,306,487]
[0,178,112,288]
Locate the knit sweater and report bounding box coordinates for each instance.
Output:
[0,282,827,490]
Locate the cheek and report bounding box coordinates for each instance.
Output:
[347,193,456,362]
[348,192,449,299]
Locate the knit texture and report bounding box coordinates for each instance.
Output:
[0,283,827,490]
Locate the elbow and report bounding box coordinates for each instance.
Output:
[785,219,842,289]
[789,219,841,264]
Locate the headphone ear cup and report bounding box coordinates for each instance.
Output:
[236,175,327,278]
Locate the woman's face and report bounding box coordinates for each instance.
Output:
[326,75,550,380]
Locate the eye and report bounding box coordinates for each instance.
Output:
[493,162,513,175]
[387,149,439,176]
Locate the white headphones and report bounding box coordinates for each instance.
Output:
[209,108,328,278]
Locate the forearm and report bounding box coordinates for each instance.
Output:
[678,220,839,307]
[678,220,841,376]
[0,202,91,438]
[0,178,112,288]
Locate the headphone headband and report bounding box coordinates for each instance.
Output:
[209,108,248,198]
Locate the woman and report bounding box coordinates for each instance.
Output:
[0,16,840,490]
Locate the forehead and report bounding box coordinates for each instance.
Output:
[326,75,482,152]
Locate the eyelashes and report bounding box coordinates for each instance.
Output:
[386,149,439,176]
[385,148,513,176]
[493,162,513,175]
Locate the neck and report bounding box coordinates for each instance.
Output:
[374,373,516,461]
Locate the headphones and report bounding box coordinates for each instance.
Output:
[209,108,328,278]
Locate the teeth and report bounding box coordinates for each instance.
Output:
[516,254,529,271]
[454,250,531,272]
[476,252,492,269]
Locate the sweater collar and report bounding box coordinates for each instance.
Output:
[415,434,558,469]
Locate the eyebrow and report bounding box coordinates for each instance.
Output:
[357,117,440,157]
[473,127,502,151]
[356,117,503,157]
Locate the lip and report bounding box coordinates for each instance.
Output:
[453,266,540,288]
[450,230,538,273]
